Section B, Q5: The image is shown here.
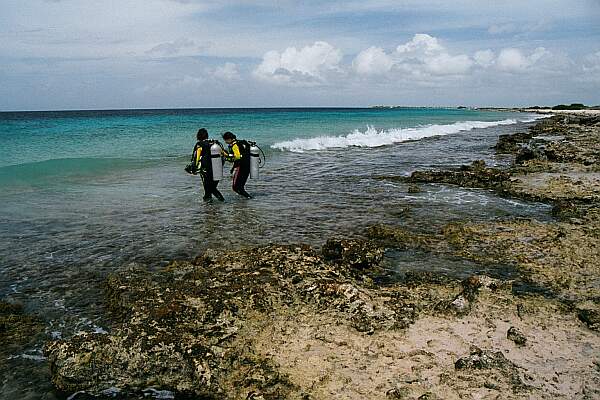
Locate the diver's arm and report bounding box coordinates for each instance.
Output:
[222,144,241,163]
[191,145,198,163]
[221,148,232,161]
[194,146,202,167]
[231,143,242,161]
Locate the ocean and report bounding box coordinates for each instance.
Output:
[0,107,551,398]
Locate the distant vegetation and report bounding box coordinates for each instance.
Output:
[551,103,587,110]
[525,103,592,110]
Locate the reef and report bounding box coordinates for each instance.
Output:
[0,301,44,362]
[44,115,600,399]
[378,115,600,209]
[0,300,47,398]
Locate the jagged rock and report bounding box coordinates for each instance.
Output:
[460,275,508,299]
[441,275,510,316]
[407,161,510,190]
[515,144,542,164]
[365,224,437,250]
[44,244,399,399]
[507,327,527,346]
[577,302,600,331]
[455,347,515,371]
[449,295,469,313]
[402,271,454,287]
[386,387,410,399]
[470,159,487,170]
[321,239,383,269]
[0,301,44,360]
[494,132,533,154]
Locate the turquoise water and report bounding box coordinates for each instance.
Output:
[1,107,530,167]
[0,108,551,399]
[0,107,534,193]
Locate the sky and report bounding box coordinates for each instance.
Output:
[1,0,599,110]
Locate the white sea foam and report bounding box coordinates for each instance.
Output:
[272,116,544,153]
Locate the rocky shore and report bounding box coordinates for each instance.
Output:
[27,115,600,398]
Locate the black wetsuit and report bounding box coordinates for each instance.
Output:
[192,140,224,201]
[228,139,252,199]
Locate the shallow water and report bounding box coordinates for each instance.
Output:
[0,108,551,399]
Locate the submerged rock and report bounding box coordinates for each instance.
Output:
[407,184,421,194]
[0,301,44,361]
[494,131,533,154]
[407,160,510,190]
[321,238,384,270]
[365,224,439,250]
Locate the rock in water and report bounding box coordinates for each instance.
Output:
[0,301,44,361]
[408,184,421,193]
[321,238,383,269]
[494,132,533,154]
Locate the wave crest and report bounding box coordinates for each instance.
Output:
[271,116,543,152]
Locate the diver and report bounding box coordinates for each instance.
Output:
[222,131,252,199]
[190,128,224,202]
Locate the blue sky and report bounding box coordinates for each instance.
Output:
[1,0,599,110]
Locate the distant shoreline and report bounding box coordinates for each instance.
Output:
[370,105,600,115]
[519,108,600,116]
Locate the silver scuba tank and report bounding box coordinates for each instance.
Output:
[249,143,260,179]
[210,142,223,180]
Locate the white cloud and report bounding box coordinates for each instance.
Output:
[352,46,393,75]
[254,41,343,85]
[496,47,549,72]
[424,53,473,75]
[214,62,240,81]
[474,50,495,68]
[351,34,474,78]
[396,33,444,56]
[348,35,566,85]
[394,34,474,76]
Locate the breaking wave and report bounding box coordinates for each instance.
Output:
[272,116,544,152]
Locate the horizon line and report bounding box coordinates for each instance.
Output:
[0,105,536,113]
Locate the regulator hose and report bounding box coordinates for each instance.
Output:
[248,141,267,169]
[257,145,266,169]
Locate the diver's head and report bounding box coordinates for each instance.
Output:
[197,128,208,141]
[222,131,236,145]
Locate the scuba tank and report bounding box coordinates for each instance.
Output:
[210,141,223,180]
[249,142,260,179]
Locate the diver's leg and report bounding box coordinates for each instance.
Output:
[201,173,212,201]
[235,168,252,199]
[212,180,224,202]
[232,167,240,192]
